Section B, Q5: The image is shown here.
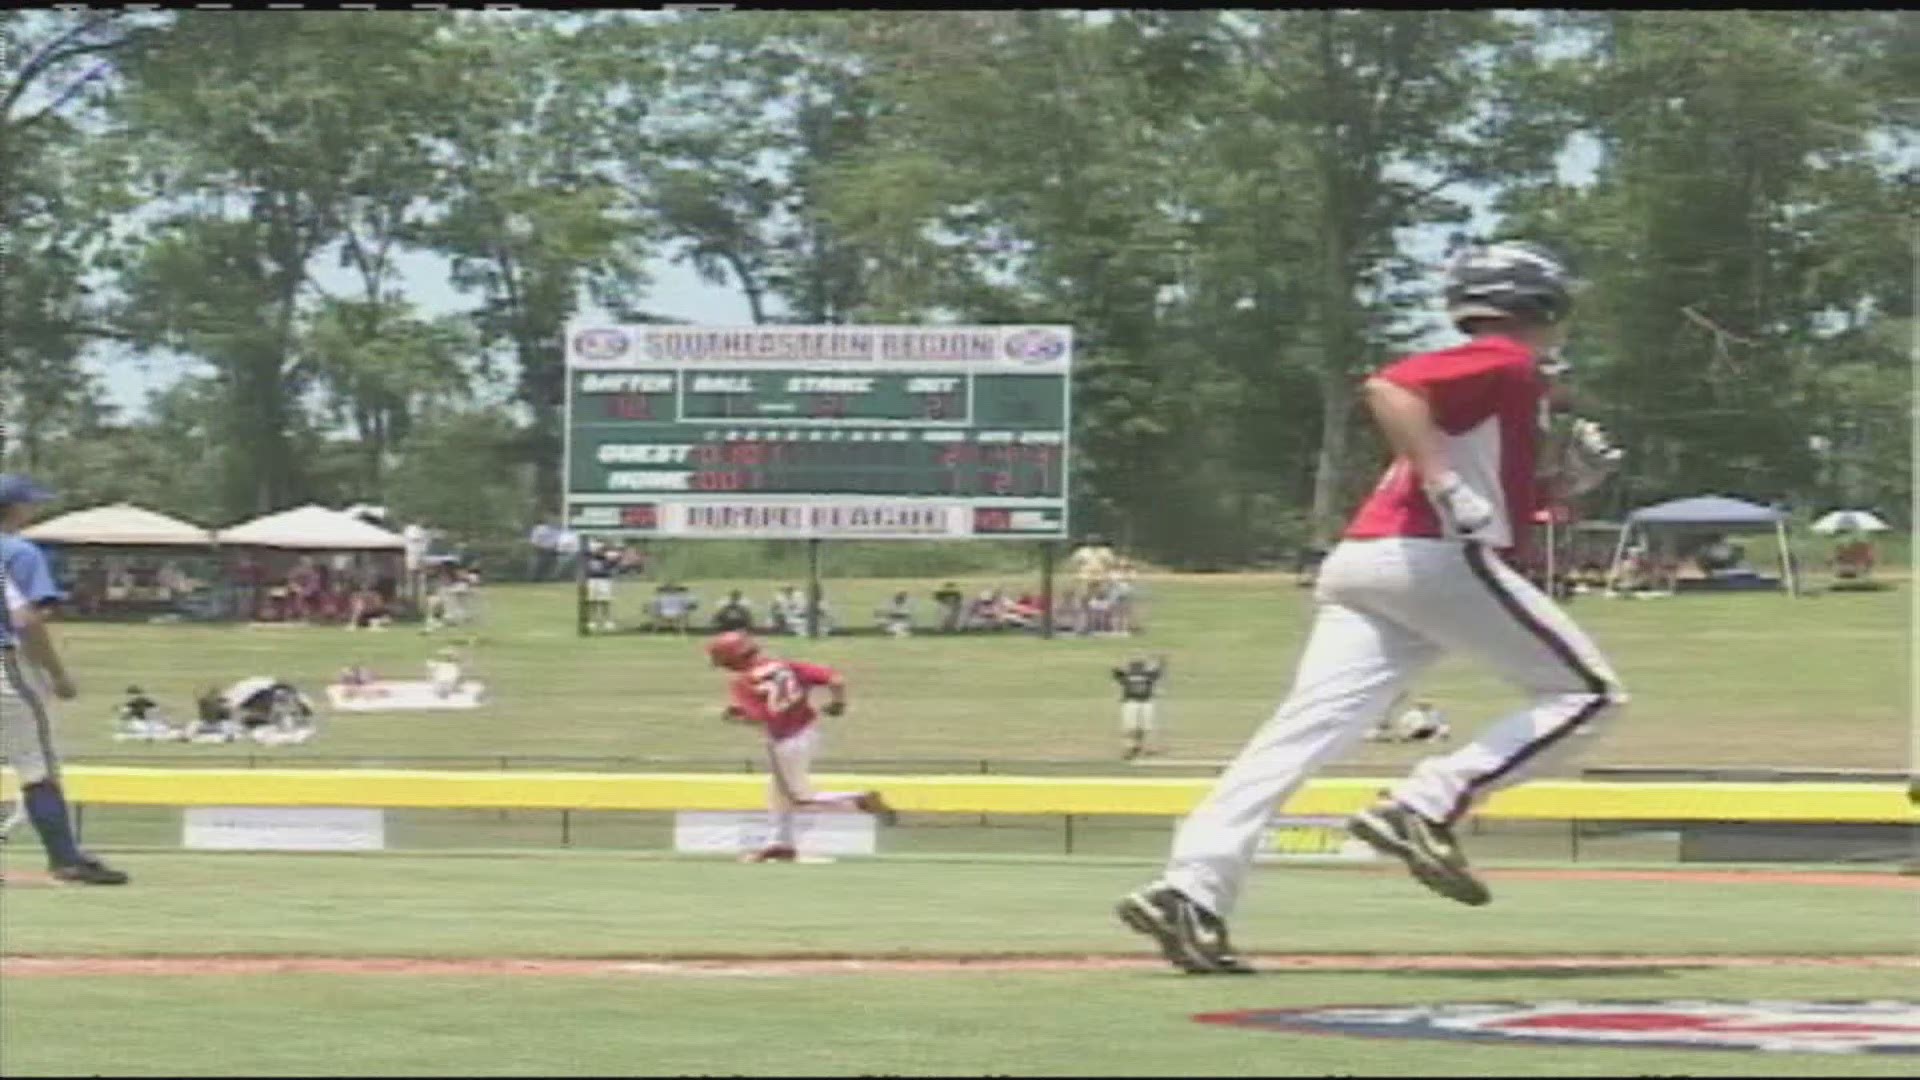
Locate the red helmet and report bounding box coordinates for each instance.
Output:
[706,631,760,670]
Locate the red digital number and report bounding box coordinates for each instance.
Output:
[607,395,653,420]
[692,471,748,492]
[619,505,657,529]
[974,509,1011,532]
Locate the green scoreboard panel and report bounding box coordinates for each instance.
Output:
[563,325,1072,540]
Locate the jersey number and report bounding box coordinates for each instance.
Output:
[754,666,803,714]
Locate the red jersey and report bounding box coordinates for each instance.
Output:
[1345,335,1544,557]
[728,658,839,742]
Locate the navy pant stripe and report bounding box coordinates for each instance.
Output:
[3,649,61,783]
[1447,545,1609,823]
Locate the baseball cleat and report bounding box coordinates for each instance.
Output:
[740,845,797,863]
[50,857,130,886]
[856,791,898,826]
[1348,801,1490,907]
[1116,884,1254,975]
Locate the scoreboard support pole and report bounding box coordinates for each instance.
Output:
[805,539,824,639]
[575,533,591,638]
[1039,542,1057,640]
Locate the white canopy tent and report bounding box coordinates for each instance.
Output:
[1605,495,1796,597]
[218,505,405,550]
[24,503,215,547]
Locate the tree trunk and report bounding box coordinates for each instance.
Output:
[1309,365,1355,544]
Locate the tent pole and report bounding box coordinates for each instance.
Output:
[1546,516,1557,596]
[1777,520,1798,597]
[1604,522,1633,595]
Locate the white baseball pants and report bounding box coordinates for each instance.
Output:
[1120,701,1157,733]
[1163,538,1627,918]
[764,726,866,848]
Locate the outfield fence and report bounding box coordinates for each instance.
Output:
[9,766,1913,864]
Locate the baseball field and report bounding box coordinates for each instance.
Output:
[1,575,1913,1075]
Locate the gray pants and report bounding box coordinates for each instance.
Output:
[1,649,60,786]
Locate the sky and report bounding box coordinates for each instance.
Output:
[90,253,755,417]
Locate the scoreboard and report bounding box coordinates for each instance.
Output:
[563,324,1072,540]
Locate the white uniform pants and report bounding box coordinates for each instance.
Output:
[0,649,60,785]
[764,726,865,848]
[1164,538,1626,918]
[1120,701,1157,733]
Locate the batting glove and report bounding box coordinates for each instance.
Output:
[822,700,846,717]
[1571,419,1623,463]
[1425,472,1496,541]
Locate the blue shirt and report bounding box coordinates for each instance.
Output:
[0,534,63,648]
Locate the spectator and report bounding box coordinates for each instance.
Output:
[653,582,698,634]
[442,565,478,627]
[769,585,806,635]
[806,595,837,637]
[713,589,755,632]
[965,588,1000,631]
[528,522,561,581]
[1110,559,1139,635]
[585,542,618,633]
[288,558,319,621]
[346,586,390,631]
[552,526,581,579]
[1067,534,1117,633]
[876,591,914,637]
[1081,580,1115,636]
[618,545,647,577]
[932,581,964,632]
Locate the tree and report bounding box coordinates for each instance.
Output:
[1496,12,1914,519]
[605,11,893,325]
[112,12,451,517]
[0,10,155,467]
[1218,11,1556,541]
[302,301,475,493]
[425,16,649,517]
[384,406,531,547]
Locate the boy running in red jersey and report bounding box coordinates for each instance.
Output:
[706,631,896,863]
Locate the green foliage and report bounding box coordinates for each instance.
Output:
[11,11,1911,558]
[383,407,531,547]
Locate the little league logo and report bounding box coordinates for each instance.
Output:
[572,328,632,362]
[1195,1000,1920,1055]
[1001,327,1068,362]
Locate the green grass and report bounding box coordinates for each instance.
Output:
[7,968,1917,1077]
[2,853,1915,1076]
[6,852,1913,958]
[45,574,1910,772]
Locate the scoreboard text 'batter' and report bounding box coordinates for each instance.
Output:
[563,324,1073,540]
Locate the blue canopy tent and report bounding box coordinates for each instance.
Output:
[1606,495,1797,596]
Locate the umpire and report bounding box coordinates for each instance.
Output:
[1,474,128,885]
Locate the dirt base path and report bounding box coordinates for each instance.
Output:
[4,953,1915,979]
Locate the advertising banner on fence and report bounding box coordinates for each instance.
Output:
[183,807,387,852]
[1257,815,1378,863]
[673,811,877,858]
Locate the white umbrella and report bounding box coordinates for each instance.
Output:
[1811,510,1890,535]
